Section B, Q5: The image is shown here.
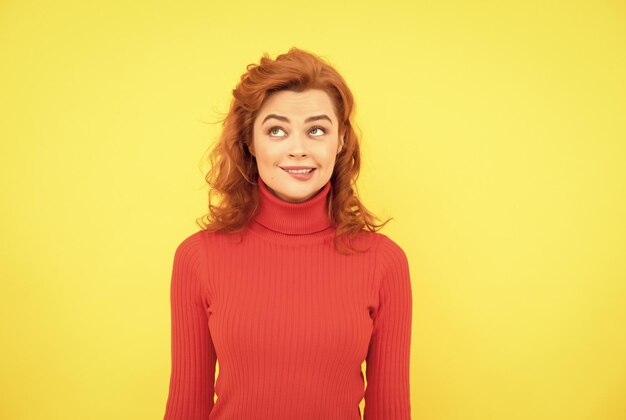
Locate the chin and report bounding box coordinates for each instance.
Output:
[279,185,318,203]
[281,192,313,203]
[262,171,326,202]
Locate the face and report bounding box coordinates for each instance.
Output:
[250,88,344,203]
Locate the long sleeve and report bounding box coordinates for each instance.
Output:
[163,232,217,420]
[364,235,413,420]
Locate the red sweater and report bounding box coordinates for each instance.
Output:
[163,177,413,419]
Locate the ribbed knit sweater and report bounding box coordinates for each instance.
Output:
[163,177,413,420]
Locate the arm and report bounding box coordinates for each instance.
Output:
[364,235,413,420]
[163,232,217,419]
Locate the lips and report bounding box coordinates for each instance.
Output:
[280,166,317,174]
[282,166,317,180]
[280,166,316,170]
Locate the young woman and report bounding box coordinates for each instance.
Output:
[163,47,413,420]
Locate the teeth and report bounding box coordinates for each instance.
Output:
[285,168,313,174]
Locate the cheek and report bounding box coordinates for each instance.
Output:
[255,148,280,167]
[320,148,338,165]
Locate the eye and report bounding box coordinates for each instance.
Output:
[309,126,327,136]
[266,126,328,138]
[267,126,286,137]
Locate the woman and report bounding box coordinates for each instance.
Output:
[163,47,413,420]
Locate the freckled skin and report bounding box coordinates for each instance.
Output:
[250,89,344,203]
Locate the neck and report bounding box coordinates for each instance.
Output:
[249,177,333,237]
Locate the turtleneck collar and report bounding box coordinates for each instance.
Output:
[250,177,333,236]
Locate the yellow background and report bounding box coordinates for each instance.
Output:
[1,0,625,419]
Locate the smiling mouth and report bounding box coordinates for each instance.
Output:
[281,168,317,174]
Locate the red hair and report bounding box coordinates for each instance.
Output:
[197,47,392,254]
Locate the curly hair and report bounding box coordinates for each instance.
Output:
[196,47,392,254]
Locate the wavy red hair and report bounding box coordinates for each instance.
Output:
[196,47,392,254]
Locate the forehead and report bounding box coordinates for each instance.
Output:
[257,89,336,122]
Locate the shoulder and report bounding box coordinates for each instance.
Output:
[171,231,204,272]
[174,229,240,264]
[175,229,226,252]
[175,230,206,253]
[373,232,408,262]
[170,231,213,300]
[172,230,218,265]
[344,230,408,261]
[372,232,411,285]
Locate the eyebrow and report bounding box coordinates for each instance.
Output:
[261,114,333,125]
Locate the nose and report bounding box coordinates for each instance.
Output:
[288,130,307,157]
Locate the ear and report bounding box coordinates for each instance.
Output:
[337,135,344,154]
[247,142,255,157]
